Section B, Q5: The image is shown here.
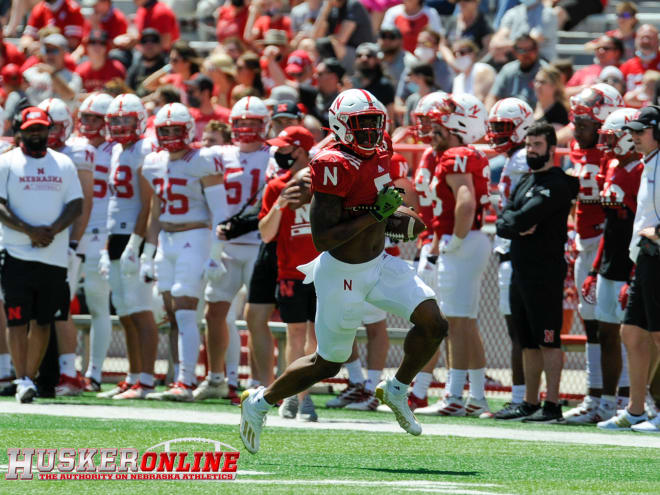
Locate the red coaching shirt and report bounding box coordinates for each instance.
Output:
[569,139,605,240]
[260,169,319,280]
[75,59,126,93]
[24,0,85,41]
[134,1,179,46]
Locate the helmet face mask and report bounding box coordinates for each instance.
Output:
[47,122,67,148]
[156,124,188,152]
[38,98,72,149]
[108,115,139,143]
[230,96,270,144]
[411,91,449,143]
[487,120,515,152]
[347,112,385,152]
[79,112,106,140]
[154,102,195,151]
[428,94,486,146]
[231,117,267,144]
[105,93,147,145]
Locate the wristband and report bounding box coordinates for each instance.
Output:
[69,240,79,251]
[126,233,144,251]
[142,242,157,259]
[588,270,597,277]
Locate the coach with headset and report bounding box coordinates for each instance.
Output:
[604,105,660,431]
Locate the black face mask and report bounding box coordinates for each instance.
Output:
[187,94,201,108]
[527,152,550,171]
[275,151,296,170]
[20,133,49,158]
[231,0,245,7]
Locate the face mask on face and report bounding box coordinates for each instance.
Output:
[187,94,201,108]
[636,49,656,63]
[454,55,473,73]
[414,46,435,64]
[275,151,296,169]
[519,0,538,6]
[408,82,419,94]
[231,0,245,7]
[526,151,550,170]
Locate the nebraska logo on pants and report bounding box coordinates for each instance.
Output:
[544,329,555,344]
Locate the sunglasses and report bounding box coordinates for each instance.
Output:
[379,33,398,40]
[44,46,61,54]
[453,48,473,57]
[617,12,634,19]
[141,37,160,44]
[514,46,536,54]
[88,40,106,46]
[357,52,377,58]
[170,57,183,63]
[596,46,617,51]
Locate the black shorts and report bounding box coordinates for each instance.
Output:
[276,279,316,323]
[108,234,129,261]
[248,241,278,305]
[558,0,604,31]
[0,251,69,327]
[623,252,660,332]
[510,275,563,349]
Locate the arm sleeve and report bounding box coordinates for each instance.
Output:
[497,184,565,234]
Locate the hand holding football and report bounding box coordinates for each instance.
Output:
[385,206,426,242]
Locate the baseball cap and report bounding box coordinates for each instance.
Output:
[320,57,345,79]
[598,65,624,83]
[623,105,660,131]
[285,50,312,76]
[272,101,303,120]
[185,73,214,92]
[266,126,314,152]
[140,28,161,44]
[20,107,51,130]
[264,85,299,107]
[88,29,109,44]
[379,26,402,39]
[356,42,380,58]
[260,30,288,46]
[42,33,68,49]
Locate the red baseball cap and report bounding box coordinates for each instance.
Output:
[266,126,314,152]
[285,50,312,76]
[20,107,51,130]
[1,64,23,86]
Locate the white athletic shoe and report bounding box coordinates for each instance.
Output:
[375,379,421,436]
[416,396,466,416]
[631,415,660,433]
[113,382,154,400]
[346,391,379,411]
[97,381,130,398]
[592,400,617,423]
[146,382,193,402]
[15,378,37,404]
[563,396,599,424]
[645,393,659,419]
[193,379,229,401]
[297,395,318,422]
[465,396,492,418]
[597,409,647,431]
[326,382,364,408]
[240,387,268,454]
[278,396,299,419]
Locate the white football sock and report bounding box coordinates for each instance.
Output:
[127,373,139,385]
[226,311,240,387]
[468,368,486,400]
[249,378,261,388]
[412,372,432,399]
[227,364,239,387]
[448,369,467,398]
[139,373,154,388]
[600,394,616,408]
[254,387,272,412]
[173,364,180,382]
[0,353,11,378]
[344,359,364,385]
[209,372,225,383]
[85,272,112,383]
[586,343,602,389]
[511,384,525,404]
[58,353,76,378]
[175,309,200,386]
[619,343,629,387]
[389,376,408,394]
[364,369,381,393]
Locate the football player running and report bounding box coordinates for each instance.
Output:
[487,98,535,418]
[200,97,272,402]
[413,93,492,418]
[140,103,227,401]
[75,92,116,392]
[239,89,448,454]
[99,93,160,400]
[573,108,642,424]
[38,98,94,396]
[563,83,623,422]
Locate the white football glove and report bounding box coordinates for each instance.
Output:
[440,234,464,255]
[204,241,227,282]
[98,249,111,280]
[139,243,157,282]
[120,233,142,277]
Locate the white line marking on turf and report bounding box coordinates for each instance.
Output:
[2,401,658,449]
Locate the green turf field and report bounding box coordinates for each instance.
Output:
[1,391,659,494]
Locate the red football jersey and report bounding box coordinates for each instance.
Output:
[260,169,319,280]
[216,5,249,42]
[600,158,643,213]
[390,152,409,181]
[24,0,85,41]
[252,15,292,41]
[82,8,128,41]
[413,147,440,245]
[620,53,660,92]
[431,146,490,237]
[569,139,605,239]
[134,1,180,46]
[75,60,126,93]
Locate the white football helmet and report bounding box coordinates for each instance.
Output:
[328,88,386,156]
[79,92,114,140]
[230,96,270,143]
[598,107,640,158]
[411,91,449,144]
[570,83,624,124]
[105,93,147,144]
[487,98,534,154]
[38,97,72,149]
[154,103,195,152]
[430,93,487,145]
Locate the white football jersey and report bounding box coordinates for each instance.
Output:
[60,137,95,173]
[107,137,157,234]
[0,147,83,267]
[85,141,115,235]
[142,147,224,224]
[494,147,529,255]
[216,144,271,244]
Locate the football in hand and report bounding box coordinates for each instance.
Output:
[385,206,426,242]
[282,167,312,210]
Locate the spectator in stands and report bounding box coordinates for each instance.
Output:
[217,0,250,43]
[186,74,231,140]
[620,25,660,94]
[490,0,557,63]
[379,27,416,86]
[312,0,374,70]
[202,53,237,109]
[202,120,233,146]
[350,43,395,128]
[298,57,344,129]
[126,28,166,98]
[487,35,547,110]
[493,0,519,30]
[143,40,202,97]
[270,101,304,138]
[533,65,569,130]
[585,2,637,63]
[0,31,26,67]
[566,36,623,97]
[223,37,247,63]
[291,0,322,45]
[133,0,179,51]
[81,0,128,42]
[1,65,26,135]
[598,66,626,97]
[233,52,266,98]
[244,0,293,45]
[552,58,574,87]
[443,0,493,60]
[554,0,604,32]
[381,0,443,54]
[258,30,291,93]
[75,30,126,95]
[264,85,299,109]
[284,50,315,87]
[23,33,82,105]
[22,0,85,51]
[624,71,660,109]
[401,62,435,126]
[450,38,496,103]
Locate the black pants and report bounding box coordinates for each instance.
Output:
[623,251,660,332]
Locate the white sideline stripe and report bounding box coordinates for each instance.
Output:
[2,402,659,449]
